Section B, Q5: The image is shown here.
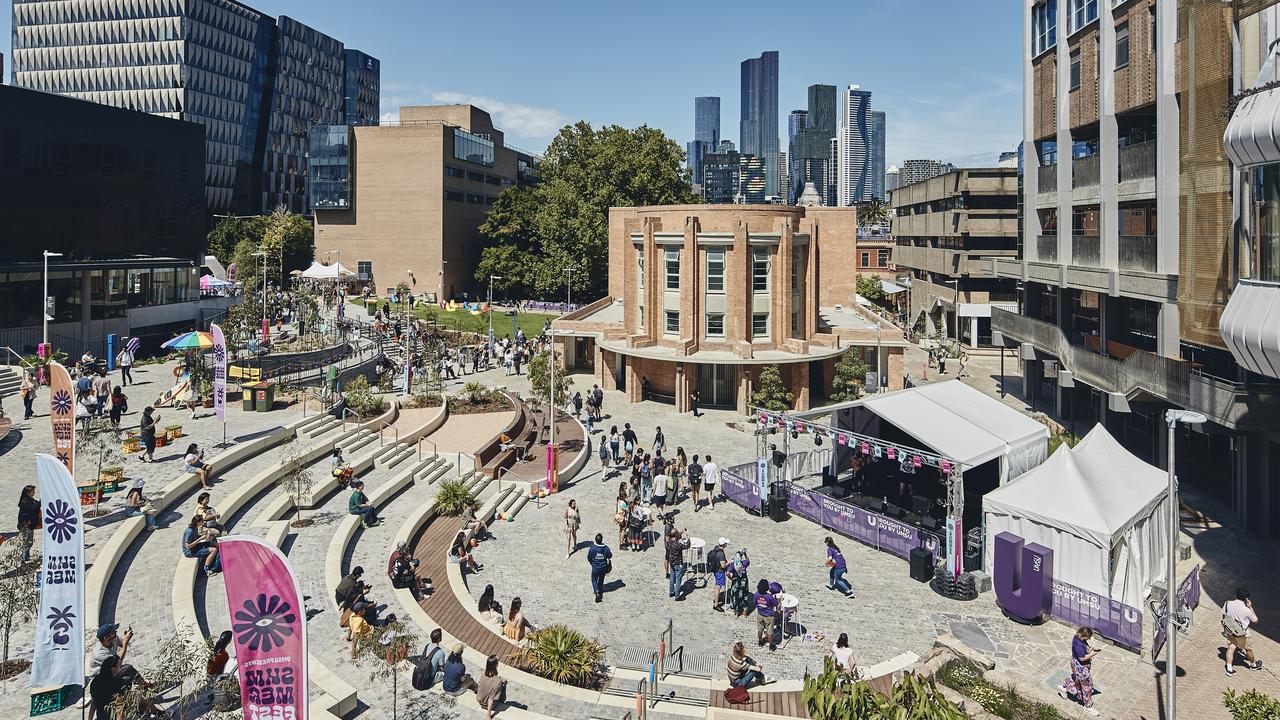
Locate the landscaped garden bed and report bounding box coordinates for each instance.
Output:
[935,658,1067,720]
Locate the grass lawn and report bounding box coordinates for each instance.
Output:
[349,298,558,339]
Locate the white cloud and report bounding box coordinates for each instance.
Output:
[427,91,570,140]
[380,111,399,124]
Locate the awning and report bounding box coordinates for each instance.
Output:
[1223,87,1280,168]
[880,279,907,295]
[299,261,354,279]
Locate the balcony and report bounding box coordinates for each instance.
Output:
[1036,234,1059,263]
[1037,164,1057,194]
[1119,235,1157,272]
[1072,154,1100,189]
[990,307,1191,408]
[1119,141,1156,182]
[1219,279,1280,380]
[1071,234,1100,267]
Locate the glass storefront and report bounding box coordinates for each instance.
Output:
[1249,164,1280,282]
[0,265,195,329]
[309,125,352,210]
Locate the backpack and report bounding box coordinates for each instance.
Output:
[411,645,442,690]
[724,684,750,704]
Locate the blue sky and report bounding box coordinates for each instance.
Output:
[3,0,1022,167]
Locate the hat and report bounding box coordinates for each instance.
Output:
[718,538,729,546]
[768,581,783,594]
[97,623,119,640]
[452,642,464,654]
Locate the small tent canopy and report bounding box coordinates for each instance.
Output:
[982,423,1170,610]
[849,380,1048,483]
[300,261,354,280]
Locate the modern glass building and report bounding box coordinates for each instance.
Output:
[11,0,378,216]
[688,96,721,187]
[344,50,381,126]
[740,51,780,198]
[794,85,837,206]
[702,151,741,204]
[787,110,808,203]
[837,86,873,205]
[871,111,887,201]
[739,154,767,204]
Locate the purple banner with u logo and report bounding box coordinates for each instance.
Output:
[721,465,761,511]
[1051,580,1143,649]
[786,486,941,561]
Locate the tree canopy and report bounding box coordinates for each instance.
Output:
[476,122,698,300]
[227,206,313,291]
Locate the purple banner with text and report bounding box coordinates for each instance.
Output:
[721,465,761,512]
[1051,579,1143,649]
[786,485,941,561]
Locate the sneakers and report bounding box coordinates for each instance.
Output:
[1226,665,1237,676]
[1057,689,1069,700]
[1084,706,1099,717]
[1254,660,1265,670]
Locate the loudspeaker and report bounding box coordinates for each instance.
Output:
[909,547,933,583]
[821,470,836,487]
[912,495,931,515]
[885,503,903,518]
[769,494,789,522]
[866,498,885,514]
[964,549,981,572]
[921,515,940,532]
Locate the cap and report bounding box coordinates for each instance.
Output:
[452,642,465,654]
[768,581,783,594]
[97,623,119,640]
[718,538,729,546]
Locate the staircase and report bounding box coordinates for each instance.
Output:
[0,366,23,399]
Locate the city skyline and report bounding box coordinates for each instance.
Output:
[0,1,1020,165]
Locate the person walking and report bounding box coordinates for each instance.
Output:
[653,426,666,456]
[139,406,159,463]
[1057,627,1101,716]
[587,533,612,603]
[17,485,39,562]
[622,423,639,464]
[665,529,690,600]
[608,427,621,466]
[703,455,719,511]
[1223,587,1264,675]
[116,346,133,387]
[727,550,753,618]
[688,455,703,511]
[572,391,583,418]
[825,537,854,597]
[707,538,729,611]
[20,372,35,420]
[564,499,581,559]
[690,388,701,417]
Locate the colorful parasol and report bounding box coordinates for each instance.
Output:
[161,331,215,350]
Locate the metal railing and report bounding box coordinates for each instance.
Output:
[991,308,1190,406]
[1037,164,1058,193]
[1119,140,1156,182]
[341,407,363,427]
[416,436,437,462]
[0,346,36,373]
[1072,234,1101,267]
[1072,154,1100,189]
[377,420,399,447]
[1036,234,1059,263]
[496,465,539,494]
[1119,235,1157,272]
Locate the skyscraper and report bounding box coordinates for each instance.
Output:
[837,85,873,206]
[793,85,837,206]
[778,151,790,206]
[870,111,887,201]
[740,51,780,198]
[688,96,721,187]
[885,165,900,193]
[344,50,381,127]
[11,0,378,215]
[787,110,808,203]
[899,159,946,186]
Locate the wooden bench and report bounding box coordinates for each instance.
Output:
[478,401,538,478]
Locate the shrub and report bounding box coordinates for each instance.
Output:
[432,479,475,517]
[935,658,1066,720]
[462,381,492,405]
[511,624,606,688]
[828,348,869,403]
[1224,689,1280,720]
[344,374,384,417]
[751,365,793,413]
[804,658,967,720]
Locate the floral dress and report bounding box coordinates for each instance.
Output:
[726,555,752,616]
[1061,637,1094,706]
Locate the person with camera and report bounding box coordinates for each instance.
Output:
[1057,627,1102,716]
[1223,587,1264,675]
[665,528,690,600]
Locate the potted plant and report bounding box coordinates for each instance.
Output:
[188,362,215,408]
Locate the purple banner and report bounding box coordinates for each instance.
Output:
[721,467,761,512]
[819,495,878,549]
[787,487,941,562]
[1051,579,1142,649]
[787,485,825,524]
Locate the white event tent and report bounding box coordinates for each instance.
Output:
[982,423,1170,610]
[299,261,354,280]
[848,380,1049,484]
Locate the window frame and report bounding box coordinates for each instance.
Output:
[1115,21,1129,69]
[705,313,725,338]
[664,310,680,335]
[1069,48,1082,91]
[752,248,771,293]
[860,251,870,267]
[706,248,726,293]
[665,249,680,290]
[751,312,769,338]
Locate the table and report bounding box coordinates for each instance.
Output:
[777,593,799,649]
[686,537,706,588]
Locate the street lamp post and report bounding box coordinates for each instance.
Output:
[42,250,64,349]
[564,267,575,314]
[945,279,960,350]
[1164,409,1206,720]
[488,275,503,354]
[439,260,448,308]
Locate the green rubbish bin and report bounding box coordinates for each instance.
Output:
[254,381,276,412]
[366,300,378,316]
[242,383,257,411]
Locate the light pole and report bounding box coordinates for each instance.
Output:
[944,279,960,351]
[564,267,575,314]
[1164,409,1206,720]
[548,329,557,448]
[439,260,448,307]
[42,250,64,349]
[251,251,269,343]
[876,319,883,393]
[488,275,503,353]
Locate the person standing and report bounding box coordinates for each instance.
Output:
[652,466,668,509]
[587,533,612,603]
[828,633,858,681]
[690,388,701,417]
[572,391,583,418]
[1057,627,1101,716]
[116,345,133,387]
[688,455,703,511]
[564,499,581,559]
[608,427,621,466]
[17,485,39,563]
[593,384,604,419]
[614,484,629,548]
[753,579,779,649]
[703,455,719,511]
[707,538,729,611]
[727,550,753,618]
[652,426,666,456]
[671,448,687,504]
[20,372,35,420]
[139,406,159,463]
[639,454,653,504]
[92,371,112,418]
[1223,587,1264,675]
[825,537,854,597]
[665,529,690,600]
[109,386,127,429]
[622,423,639,462]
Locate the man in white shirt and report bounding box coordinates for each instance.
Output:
[116,348,134,386]
[703,455,719,511]
[1224,587,1263,674]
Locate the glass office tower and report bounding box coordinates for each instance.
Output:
[740,51,780,197]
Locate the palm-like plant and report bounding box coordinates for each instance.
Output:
[803,659,966,720]
[511,624,606,688]
[857,199,891,228]
[432,479,476,517]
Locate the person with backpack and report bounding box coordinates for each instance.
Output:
[587,533,612,603]
[707,538,729,611]
[1223,587,1263,675]
[412,628,446,691]
[687,455,703,511]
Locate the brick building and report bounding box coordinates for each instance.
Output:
[552,205,909,413]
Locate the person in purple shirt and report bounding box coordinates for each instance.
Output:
[825,536,854,597]
[754,579,778,650]
[1058,627,1101,716]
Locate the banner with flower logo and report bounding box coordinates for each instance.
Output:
[219,536,307,720]
[31,453,84,688]
[210,323,227,423]
[48,362,75,474]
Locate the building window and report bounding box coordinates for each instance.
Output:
[485,175,502,185]
[453,128,494,167]
[1067,0,1097,33]
[445,190,465,202]
[752,312,769,337]
[1069,49,1081,91]
[445,166,465,179]
[1115,22,1129,69]
[357,261,372,280]
[466,194,485,204]
[706,248,725,292]
[636,247,644,290]
[1150,6,1157,54]
[860,251,870,267]
[1250,164,1280,283]
[706,313,725,337]
[877,249,890,267]
[665,249,680,290]
[665,310,680,334]
[1033,0,1058,56]
[752,248,771,293]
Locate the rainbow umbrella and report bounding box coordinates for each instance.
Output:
[161,331,215,350]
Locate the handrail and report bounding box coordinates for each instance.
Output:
[416,436,437,462]
[341,408,363,427]
[1,346,36,373]
[378,420,399,448]
[495,465,539,495]
[634,678,649,720]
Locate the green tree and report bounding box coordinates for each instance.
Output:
[0,544,38,679]
[477,122,699,299]
[229,206,313,291]
[206,214,267,266]
[827,349,869,403]
[856,274,884,303]
[751,365,794,413]
[857,199,891,228]
[528,348,573,410]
